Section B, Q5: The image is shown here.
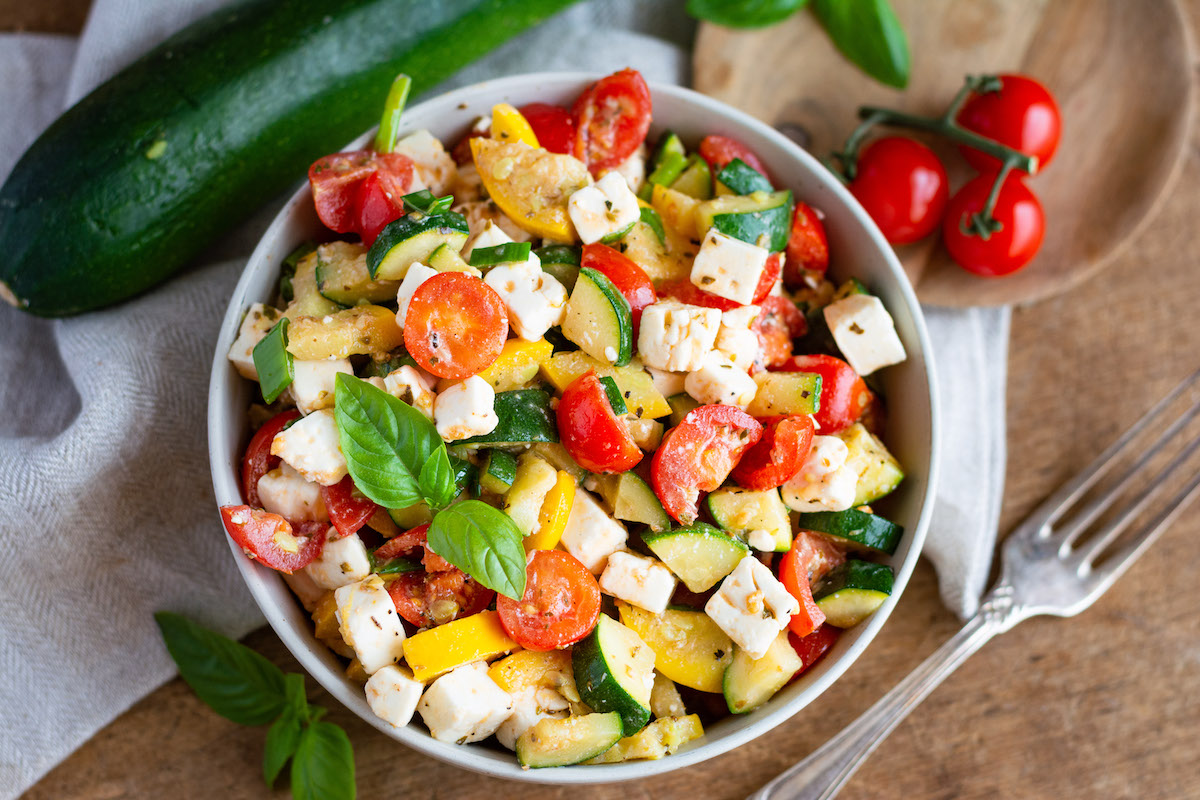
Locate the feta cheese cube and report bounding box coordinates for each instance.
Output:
[383,365,436,421]
[823,294,906,376]
[747,528,778,552]
[393,129,457,196]
[434,375,498,442]
[365,664,423,728]
[462,220,538,268]
[637,300,722,373]
[417,661,513,744]
[495,686,570,751]
[610,144,647,194]
[568,171,640,245]
[643,364,687,399]
[781,434,858,513]
[684,350,758,409]
[705,555,799,659]
[305,529,371,590]
[227,303,282,380]
[715,305,762,369]
[271,408,347,486]
[257,463,328,523]
[335,575,407,674]
[395,263,439,329]
[485,264,568,340]
[291,358,353,415]
[560,489,628,574]
[599,551,678,614]
[690,229,770,305]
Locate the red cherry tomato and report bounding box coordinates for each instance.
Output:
[220,505,325,574]
[572,68,652,173]
[657,278,740,312]
[755,295,805,369]
[789,624,841,676]
[848,137,949,245]
[379,525,494,627]
[779,531,845,637]
[450,127,486,166]
[497,550,602,651]
[784,202,830,287]
[651,405,763,525]
[698,134,770,180]
[320,476,379,539]
[956,74,1061,172]
[403,272,509,379]
[519,102,577,155]
[355,171,408,248]
[558,371,643,474]
[778,354,872,434]
[730,415,815,490]
[241,409,301,507]
[581,243,656,339]
[942,173,1044,277]
[308,150,413,235]
[751,252,783,305]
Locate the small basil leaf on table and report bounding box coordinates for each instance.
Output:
[813,0,910,89]
[291,720,356,800]
[263,700,304,787]
[419,447,457,510]
[686,0,807,28]
[427,500,527,600]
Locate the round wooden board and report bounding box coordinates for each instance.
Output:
[694,0,1195,307]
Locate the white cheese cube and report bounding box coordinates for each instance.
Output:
[637,300,722,373]
[271,408,347,486]
[610,144,647,194]
[495,686,570,751]
[823,294,906,376]
[365,664,424,728]
[715,305,762,370]
[304,529,371,590]
[684,350,758,409]
[643,364,687,399]
[227,303,282,380]
[383,365,437,421]
[417,661,513,744]
[335,575,407,675]
[462,220,539,269]
[484,264,568,340]
[690,229,770,305]
[599,551,678,614]
[290,358,353,415]
[705,555,799,659]
[560,489,628,574]
[395,263,438,329]
[781,434,858,513]
[747,528,778,552]
[434,375,498,442]
[393,129,457,196]
[568,170,640,245]
[257,463,328,523]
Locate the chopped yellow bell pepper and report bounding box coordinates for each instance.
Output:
[618,602,733,693]
[403,609,519,683]
[470,137,590,242]
[525,470,575,552]
[491,102,540,148]
[473,337,553,392]
[539,352,671,420]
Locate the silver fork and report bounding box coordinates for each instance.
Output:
[752,368,1200,800]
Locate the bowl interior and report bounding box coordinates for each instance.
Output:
[208,72,939,784]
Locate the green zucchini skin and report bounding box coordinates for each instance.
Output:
[0,0,578,317]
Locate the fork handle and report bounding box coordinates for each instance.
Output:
[750,610,1004,800]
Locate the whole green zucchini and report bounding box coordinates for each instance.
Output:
[0,0,578,317]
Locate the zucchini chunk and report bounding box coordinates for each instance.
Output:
[534,244,581,291]
[747,371,822,417]
[573,614,655,736]
[591,471,672,531]
[694,189,793,252]
[812,560,895,627]
[314,240,398,304]
[706,487,792,552]
[458,388,558,446]
[561,267,634,367]
[516,712,624,768]
[669,154,713,200]
[797,508,903,556]
[285,250,341,318]
[539,352,671,419]
[617,603,734,694]
[585,714,704,763]
[723,630,804,714]
[478,449,519,495]
[285,305,404,360]
[367,211,469,280]
[642,523,749,592]
[837,423,904,506]
[716,158,773,195]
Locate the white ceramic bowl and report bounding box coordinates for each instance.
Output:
[208,72,940,784]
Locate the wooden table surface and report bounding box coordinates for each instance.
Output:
[12,3,1200,798]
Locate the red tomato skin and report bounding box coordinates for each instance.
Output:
[241,409,301,507]
[387,570,494,628]
[730,415,815,490]
[581,244,656,339]
[308,151,413,235]
[789,624,841,677]
[754,295,804,369]
[498,550,602,651]
[751,252,783,305]
[320,476,379,539]
[698,134,770,180]
[956,74,1061,172]
[451,128,485,166]
[778,354,871,434]
[572,68,653,173]
[519,102,577,155]
[849,137,949,245]
[558,371,643,473]
[355,171,407,248]
[651,405,763,525]
[784,202,830,286]
[220,505,325,573]
[779,531,845,637]
[403,272,509,379]
[942,174,1045,277]
[657,278,740,312]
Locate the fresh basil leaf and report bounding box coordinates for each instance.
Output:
[334,374,444,510]
[263,698,303,787]
[291,720,356,800]
[687,0,807,28]
[427,500,527,600]
[813,0,910,89]
[154,612,287,727]
[419,447,456,509]
[253,319,294,405]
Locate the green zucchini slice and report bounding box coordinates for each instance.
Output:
[592,471,671,531]
[812,560,894,628]
[315,241,398,305]
[837,423,905,506]
[573,614,654,736]
[367,211,469,280]
[642,523,749,593]
[458,389,558,446]
[478,449,519,495]
[669,154,713,200]
[706,487,792,552]
[561,267,633,367]
[723,630,803,714]
[716,158,773,195]
[695,189,793,252]
[797,509,903,556]
[516,712,624,768]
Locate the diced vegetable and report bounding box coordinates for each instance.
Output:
[479,449,519,495]
[459,388,559,446]
[650,183,702,240]
[716,158,773,195]
[573,614,654,735]
[812,560,895,627]
[285,305,404,360]
[694,190,793,252]
[472,337,553,393]
[367,211,470,280]
[470,137,591,241]
[837,423,905,506]
[286,250,341,318]
[504,454,559,536]
[314,240,398,305]
[617,603,734,693]
[706,487,792,552]
[516,712,624,768]
[402,610,518,682]
[591,471,672,531]
[561,267,634,367]
[539,352,671,419]
[797,508,903,556]
[669,154,713,200]
[585,714,704,763]
[492,102,540,148]
[251,319,293,403]
[427,241,479,276]
[746,371,823,417]
[642,523,749,592]
[723,630,803,714]
[525,469,576,551]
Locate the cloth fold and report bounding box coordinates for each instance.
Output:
[0,2,1005,796]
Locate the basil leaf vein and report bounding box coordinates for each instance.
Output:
[427,500,527,600]
[813,0,910,89]
[291,720,356,800]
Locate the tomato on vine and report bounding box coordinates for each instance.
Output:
[942,173,1044,277]
[955,74,1061,173]
[847,136,948,245]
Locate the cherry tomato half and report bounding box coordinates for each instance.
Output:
[849,137,948,245]
[379,525,494,627]
[784,202,830,287]
[308,150,413,235]
[755,295,805,369]
[403,272,509,379]
[241,409,301,507]
[572,68,652,174]
[558,371,643,473]
[956,74,1061,172]
[320,476,379,539]
[498,549,602,651]
[730,415,815,490]
[789,624,841,677]
[778,354,872,434]
[581,243,656,340]
[651,405,763,525]
[519,102,577,155]
[942,173,1045,277]
[657,278,740,312]
[698,134,770,180]
[779,531,845,637]
[355,171,408,248]
[751,252,783,305]
[220,505,325,574]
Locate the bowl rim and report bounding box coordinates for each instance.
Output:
[207,70,941,784]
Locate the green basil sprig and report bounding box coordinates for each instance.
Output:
[428,500,527,601]
[155,612,355,800]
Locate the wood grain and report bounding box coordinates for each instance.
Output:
[11,2,1200,798]
[694,0,1195,308]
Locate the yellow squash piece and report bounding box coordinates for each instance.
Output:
[650,183,702,241]
[539,352,671,420]
[488,648,580,702]
[525,470,576,551]
[585,715,704,764]
[491,102,540,148]
[470,137,591,242]
[473,337,553,393]
[312,592,354,659]
[504,455,560,537]
[286,305,404,360]
[621,206,696,286]
[403,609,519,683]
[618,602,733,693]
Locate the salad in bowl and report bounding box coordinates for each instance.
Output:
[214,68,929,774]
